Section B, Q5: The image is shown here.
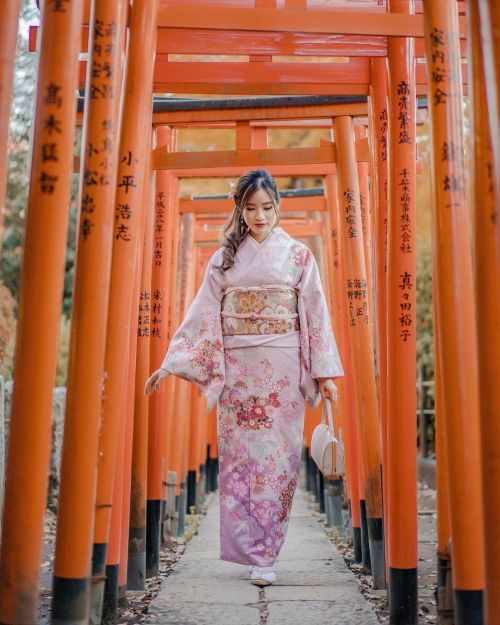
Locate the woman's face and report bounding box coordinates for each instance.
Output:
[241,187,278,242]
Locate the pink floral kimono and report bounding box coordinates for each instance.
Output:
[161,226,343,567]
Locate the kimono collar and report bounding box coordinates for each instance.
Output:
[246,226,282,248]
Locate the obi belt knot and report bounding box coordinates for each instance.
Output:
[221,285,300,336]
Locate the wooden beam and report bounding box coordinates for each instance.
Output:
[151,82,369,96]
[72,154,336,176]
[194,220,323,242]
[179,195,326,214]
[154,145,339,170]
[153,57,370,84]
[151,58,467,88]
[151,140,370,170]
[157,6,425,37]
[29,25,467,58]
[75,50,467,94]
[168,164,337,177]
[150,100,368,124]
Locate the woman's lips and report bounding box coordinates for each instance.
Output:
[255,224,266,227]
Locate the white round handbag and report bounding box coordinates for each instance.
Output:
[310,398,345,479]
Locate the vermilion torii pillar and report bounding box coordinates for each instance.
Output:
[424,1,484,623]
[50,1,127,622]
[127,194,153,589]
[161,173,181,545]
[368,57,389,572]
[471,1,499,245]
[387,1,418,622]
[325,173,362,562]
[433,258,452,618]
[468,2,500,623]
[0,1,85,623]
[146,126,176,574]
[334,115,385,590]
[90,1,159,621]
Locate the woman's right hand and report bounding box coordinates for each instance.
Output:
[144,368,170,396]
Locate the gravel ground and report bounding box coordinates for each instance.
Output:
[37,498,211,624]
[317,481,438,625]
[37,483,438,625]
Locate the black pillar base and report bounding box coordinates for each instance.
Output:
[305,448,314,492]
[102,564,119,625]
[389,567,418,625]
[127,524,146,590]
[359,500,371,574]
[317,470,325,512]
[454,590,483,625]
[352,526,362,563]
[51,576,89,624]
[212,458,219,491]
[187,469,197,509]
[146,499,161,577]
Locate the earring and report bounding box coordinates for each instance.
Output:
[239,217,247,236]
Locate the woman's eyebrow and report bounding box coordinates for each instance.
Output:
[246,201,273,206]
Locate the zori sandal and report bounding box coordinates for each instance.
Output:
[249,566,276,586]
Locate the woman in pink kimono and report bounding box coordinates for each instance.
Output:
[145,169,344,586]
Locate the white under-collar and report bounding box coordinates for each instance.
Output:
[247,226,282,246]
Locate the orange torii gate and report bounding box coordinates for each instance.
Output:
[0,2,497,625]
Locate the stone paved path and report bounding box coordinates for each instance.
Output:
[148,487,379,625]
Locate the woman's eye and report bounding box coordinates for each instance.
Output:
[264,206,273,210]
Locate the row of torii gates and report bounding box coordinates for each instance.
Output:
[0,1,498,625]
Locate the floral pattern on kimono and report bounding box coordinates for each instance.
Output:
[295,245,344,378]
[218,347,304,566]
[161,249,225,411]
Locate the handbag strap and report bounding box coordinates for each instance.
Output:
[321,398,335,433]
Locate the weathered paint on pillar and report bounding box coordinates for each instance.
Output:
[91,0,159,620]
[423,1,485,623]
[387,1,418,621]
[128,171,156,590]
[355,125,373,304]
[170,213,196,501]
[51,1,127,622]
[325,173,361,553]
[368,56,389,573]
[162,172,181,500]
[146,128,176,569]
[0,1,84,622]
[468,2,500,622]
[473,1,500,235]
[433,256,452,620]
[334,115,385,589]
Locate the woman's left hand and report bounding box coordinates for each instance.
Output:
[318,377,338,403]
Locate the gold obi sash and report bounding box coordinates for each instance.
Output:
[221,285,300,336]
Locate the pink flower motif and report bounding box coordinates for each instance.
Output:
[231,478,248,498]
[252,405,266,418]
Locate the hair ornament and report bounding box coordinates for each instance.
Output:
[228,180,236,200]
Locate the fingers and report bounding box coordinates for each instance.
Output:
[144,371,160,396]
[321,383,338,403]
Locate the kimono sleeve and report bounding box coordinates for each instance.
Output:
[161,251,225,411]
[297,247,344,379]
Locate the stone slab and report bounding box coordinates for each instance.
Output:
[148,482,379,625]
